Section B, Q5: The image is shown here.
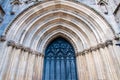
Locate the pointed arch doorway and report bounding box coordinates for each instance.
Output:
[42,37,78,80]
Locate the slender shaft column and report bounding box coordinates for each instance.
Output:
[106,41,120,79]
[24,53,35,80]
[15,50,29,80]
[104,47,118,80]
[76,53,81,80]
[85,50,97,80]
[5,48,21,80]
[92,49,106,80]
[99,44,118,80]
[81,52,89,80]
[32,53,43,80]
[0,45,13,80]
[39,55,44,80]
[112,45,120,66]
[32,55,39,80]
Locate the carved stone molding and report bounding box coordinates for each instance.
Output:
[15,43,23,49]
[23,47,30,52]
[11,0,22,5]
[7,40,44,56]
[97,43,105,49]
[0,35,6,42]
[105,40,113,46]
[90,47,98,51]
[77,40,113,56]
[83,49,89,54]
[7,40,16,47]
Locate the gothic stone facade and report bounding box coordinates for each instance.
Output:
[0,0,120,80]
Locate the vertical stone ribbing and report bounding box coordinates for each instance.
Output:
[32,55,39,80]
[92,50,106,80]
[76,54,81,80]
[85,51,97,80]
[15,51,29,80]
[5,49,21,80]
[32,54,43,80]
[107,45,120,79]
[39,56,44,80]
[24,53,35,80]
[81,54,89,80]
[99,46,118,80]
[104,47,118,80]
[0,46,13,80]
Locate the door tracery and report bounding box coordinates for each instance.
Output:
[43,37,78,80]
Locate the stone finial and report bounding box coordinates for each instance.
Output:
[7,40,16,47]
[0,35,6,42]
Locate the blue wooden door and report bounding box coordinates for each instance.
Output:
[43,37,78,80]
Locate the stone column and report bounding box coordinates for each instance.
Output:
[81,51,89,80]
[32,54,39,80]
[0,35,6,63]
[76,53,81,80]
[106,40,120,79]
[15,47,29,80]
[32,52,44,80]
[98,43,118,80]
[85,49,97,80]
[92,48,106,80]
[104,47,118,80]
[39,54,44,80]
[0,41,15,80]
[5,44,22,80]
[24,50,35,80]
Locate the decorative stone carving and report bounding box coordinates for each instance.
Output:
[97,43,105,49]
[98,0,108,14]
[105,40,113,46]
[24,0,40,4]
[11,0,22,5]
[10,0,22,15]
[23,47,31,52]
[82,49,89,55]
[7,40,16,47]
[90,47,98,51]
[0,35,6,42]
[15,43,23,49]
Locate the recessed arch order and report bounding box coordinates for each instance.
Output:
[5,0,114,54]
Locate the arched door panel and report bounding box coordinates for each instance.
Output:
[43,37,78,80]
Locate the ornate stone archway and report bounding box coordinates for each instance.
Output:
[0,0,119,80]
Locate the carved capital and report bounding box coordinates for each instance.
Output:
[7,40,16,47]
[15,43,23,49]
[23,47,31,52]
[0,35,6,42]
[105,40,113,46]
[90,47,98,51]
[41,54,44,57]
[33,51,40,56]
[83,49,89,54]
[29,49,34,53]
[97,43,105,49]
